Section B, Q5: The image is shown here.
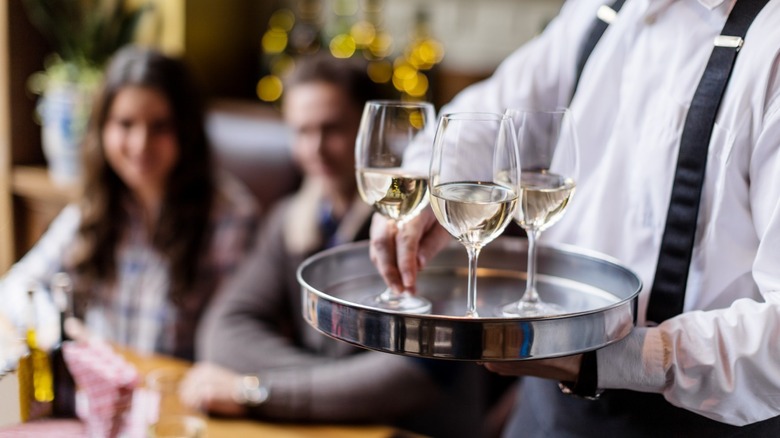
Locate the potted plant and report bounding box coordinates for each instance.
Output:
[23,0,152,186]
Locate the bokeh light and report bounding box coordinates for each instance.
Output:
[368,31,393,58]
[270,54,296,76]
[258,3,443,102]
[269,9,296,32]
[408,39,444,70]
[333,0,359,16]
[405,72,429,97]
[257,75,284,102]
[367,60,392,83]
[329,34,357,58]
[393,61,416,80]
[262,28,288,54]
[408,109,424,129]
[350,21,376,47]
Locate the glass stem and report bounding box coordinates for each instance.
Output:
[522,229,541,306]
[381,219,406,301]
[466,245,481,317]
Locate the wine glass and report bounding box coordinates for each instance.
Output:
[355,100,437,313]
[500,108,579,317]
[429,113,520,317]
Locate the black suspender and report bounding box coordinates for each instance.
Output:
[646,0,770,323]
[572,0,770,324]
[572,0,627,97]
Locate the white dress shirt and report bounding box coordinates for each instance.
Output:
[419,0,780,426]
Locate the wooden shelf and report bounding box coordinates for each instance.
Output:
[11,165,78,203]
[8,165,74,260]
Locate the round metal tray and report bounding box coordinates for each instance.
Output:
[298,237,642,361]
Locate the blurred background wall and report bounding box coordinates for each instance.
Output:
[0,0,564,271]
[137,0,564,106]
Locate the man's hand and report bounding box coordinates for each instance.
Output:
[179,362,247,417]
[483,354,583,382]
[369,209,451,294]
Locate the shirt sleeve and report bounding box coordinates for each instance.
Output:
[403,0,598,174]
[597,98,780,427]
[0,205,81,346]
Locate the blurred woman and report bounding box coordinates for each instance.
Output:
[0,46,259,360]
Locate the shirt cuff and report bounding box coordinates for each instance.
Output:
[764,290,780,305]
[597,326,667,393]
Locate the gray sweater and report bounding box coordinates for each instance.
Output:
[197,180,495,436]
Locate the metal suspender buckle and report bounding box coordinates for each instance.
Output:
[714,35,744,50]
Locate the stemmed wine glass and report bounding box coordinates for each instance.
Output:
[500,108,579,317]
[429,113,520,317]
[355,100,437,313]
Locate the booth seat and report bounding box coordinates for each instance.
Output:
[206,100,301,214]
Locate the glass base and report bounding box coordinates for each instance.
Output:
[499,299,565,317]
[359,289,432,314]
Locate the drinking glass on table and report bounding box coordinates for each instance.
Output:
[500,108,579,317]
[355,100,437,314]
[148,416,206,438]
[429,112,520,317]
[146,368,206,438]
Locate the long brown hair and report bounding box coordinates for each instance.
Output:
[69,46,214,303]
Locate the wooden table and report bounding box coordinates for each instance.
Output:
[0,345,399,437]
[119,347,399,438]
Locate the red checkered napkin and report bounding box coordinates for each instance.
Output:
[0,418,85,437]
[62,341,139,438]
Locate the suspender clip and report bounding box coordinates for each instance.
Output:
[714,35,744,50]
[597,5,618,24]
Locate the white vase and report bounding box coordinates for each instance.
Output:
[38,83,93,187]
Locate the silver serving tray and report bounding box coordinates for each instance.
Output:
[298,237,642,361]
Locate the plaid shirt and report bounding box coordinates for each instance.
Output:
[0,172,259,360]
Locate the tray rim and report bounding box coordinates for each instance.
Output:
[297,237,643,322]
[298,237,643,360]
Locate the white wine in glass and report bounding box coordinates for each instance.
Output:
[501,108,579,317]
[355,100,437,314]
[430,113,520,317]
[356,169,429,221]
[430,182,517,249]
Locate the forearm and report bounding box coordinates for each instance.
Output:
[598,103,780,426]
[200,307,335,373]
[598,297,780,426]
[250,352,440,422]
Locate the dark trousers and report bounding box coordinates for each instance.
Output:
[503,377,780,437]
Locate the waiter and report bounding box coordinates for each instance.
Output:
[369,0,780,435]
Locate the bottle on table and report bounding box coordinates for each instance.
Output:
[50,273,77,418]
[18,286,54,421]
